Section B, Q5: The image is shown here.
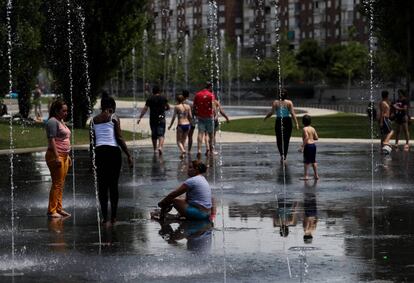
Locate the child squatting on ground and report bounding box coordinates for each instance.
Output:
[301,115,319,180]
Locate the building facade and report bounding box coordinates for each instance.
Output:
[147,0,369,57]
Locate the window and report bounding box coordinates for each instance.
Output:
[327,0,331,8]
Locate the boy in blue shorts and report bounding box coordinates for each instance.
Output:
[301,115,319,180]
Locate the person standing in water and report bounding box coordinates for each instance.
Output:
[194,82,215,156]
[209,99,230,153]
[32,84,43,120]
[91,93,133,225]
[301,115,319,180]
[45,99,72,218]
[137,86,170,155]
[264,89,299,163]
[379,90,394,149]
[182,90,196,153]
[393,89,410,150]
[168,94,193,158]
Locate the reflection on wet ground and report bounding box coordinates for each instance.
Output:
[0,143,413,282]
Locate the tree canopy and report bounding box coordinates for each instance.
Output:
[0,0,44,118]
[42,0,148,127]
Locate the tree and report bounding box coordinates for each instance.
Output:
[296,39,326,83]
[42,0,148,128]
[366,0,414,95]
[0,0,44,118]
[325,42,368,88]
[188,33,210,87]
[239,39,302,84]
[375,47,405,84]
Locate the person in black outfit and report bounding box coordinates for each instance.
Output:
[91,93,133,225]
[393,89,410,150]
[264,89,299,163]
[137,86,170,154]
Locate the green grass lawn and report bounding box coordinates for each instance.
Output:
[221,113,414,139]
[0,121,138,150]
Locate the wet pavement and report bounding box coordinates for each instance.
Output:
[0,142,413,282]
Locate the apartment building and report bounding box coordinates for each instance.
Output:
[147,0,369,56]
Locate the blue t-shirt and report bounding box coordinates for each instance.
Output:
[184,175,212,209]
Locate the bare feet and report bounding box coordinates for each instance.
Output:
[300,176,311,180]
[48,212,62,218]
[57,210,71,217]
[158,149,163,155]
[404,144,409,151]
[314,175,320,180]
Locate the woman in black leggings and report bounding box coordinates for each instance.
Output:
[264,90,299,163]
[91,93,133,224]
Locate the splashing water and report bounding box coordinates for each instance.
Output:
[208,1,226,282]
[6,0,15,276]
[236,36,241,106]
[66,0,77,223]
[367,0,376,262]
[184,34,189,90]
[162,8,170,96]
[254,0,265,82]
[142,29,148,100]
[227,53,232,106]
[272,1,291,278]
[131,47,138,165]
[76,4,101,247]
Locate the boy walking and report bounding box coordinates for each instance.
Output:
[301,115,319,180]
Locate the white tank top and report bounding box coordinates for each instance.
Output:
[93,114,118,147]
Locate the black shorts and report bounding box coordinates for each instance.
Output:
[380,118,392,137]
[150,120,166,139]
[303,143,316,164]
[394,114,407,125]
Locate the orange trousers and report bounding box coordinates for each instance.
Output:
[46,150,70,214]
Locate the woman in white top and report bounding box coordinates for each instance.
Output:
[91,92,133,225]
[168,94,192,158]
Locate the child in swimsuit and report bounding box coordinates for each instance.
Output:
[301,115,319,180]
[169,94,193,158]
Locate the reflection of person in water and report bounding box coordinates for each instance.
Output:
[276,162,292,185]
[177,156,191,182]
[303,180,318,244]
[273,198,298,237]
[158,220,213,253]
[157,160,216,221]
[47,217,68,252]
[151,152,166,180]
